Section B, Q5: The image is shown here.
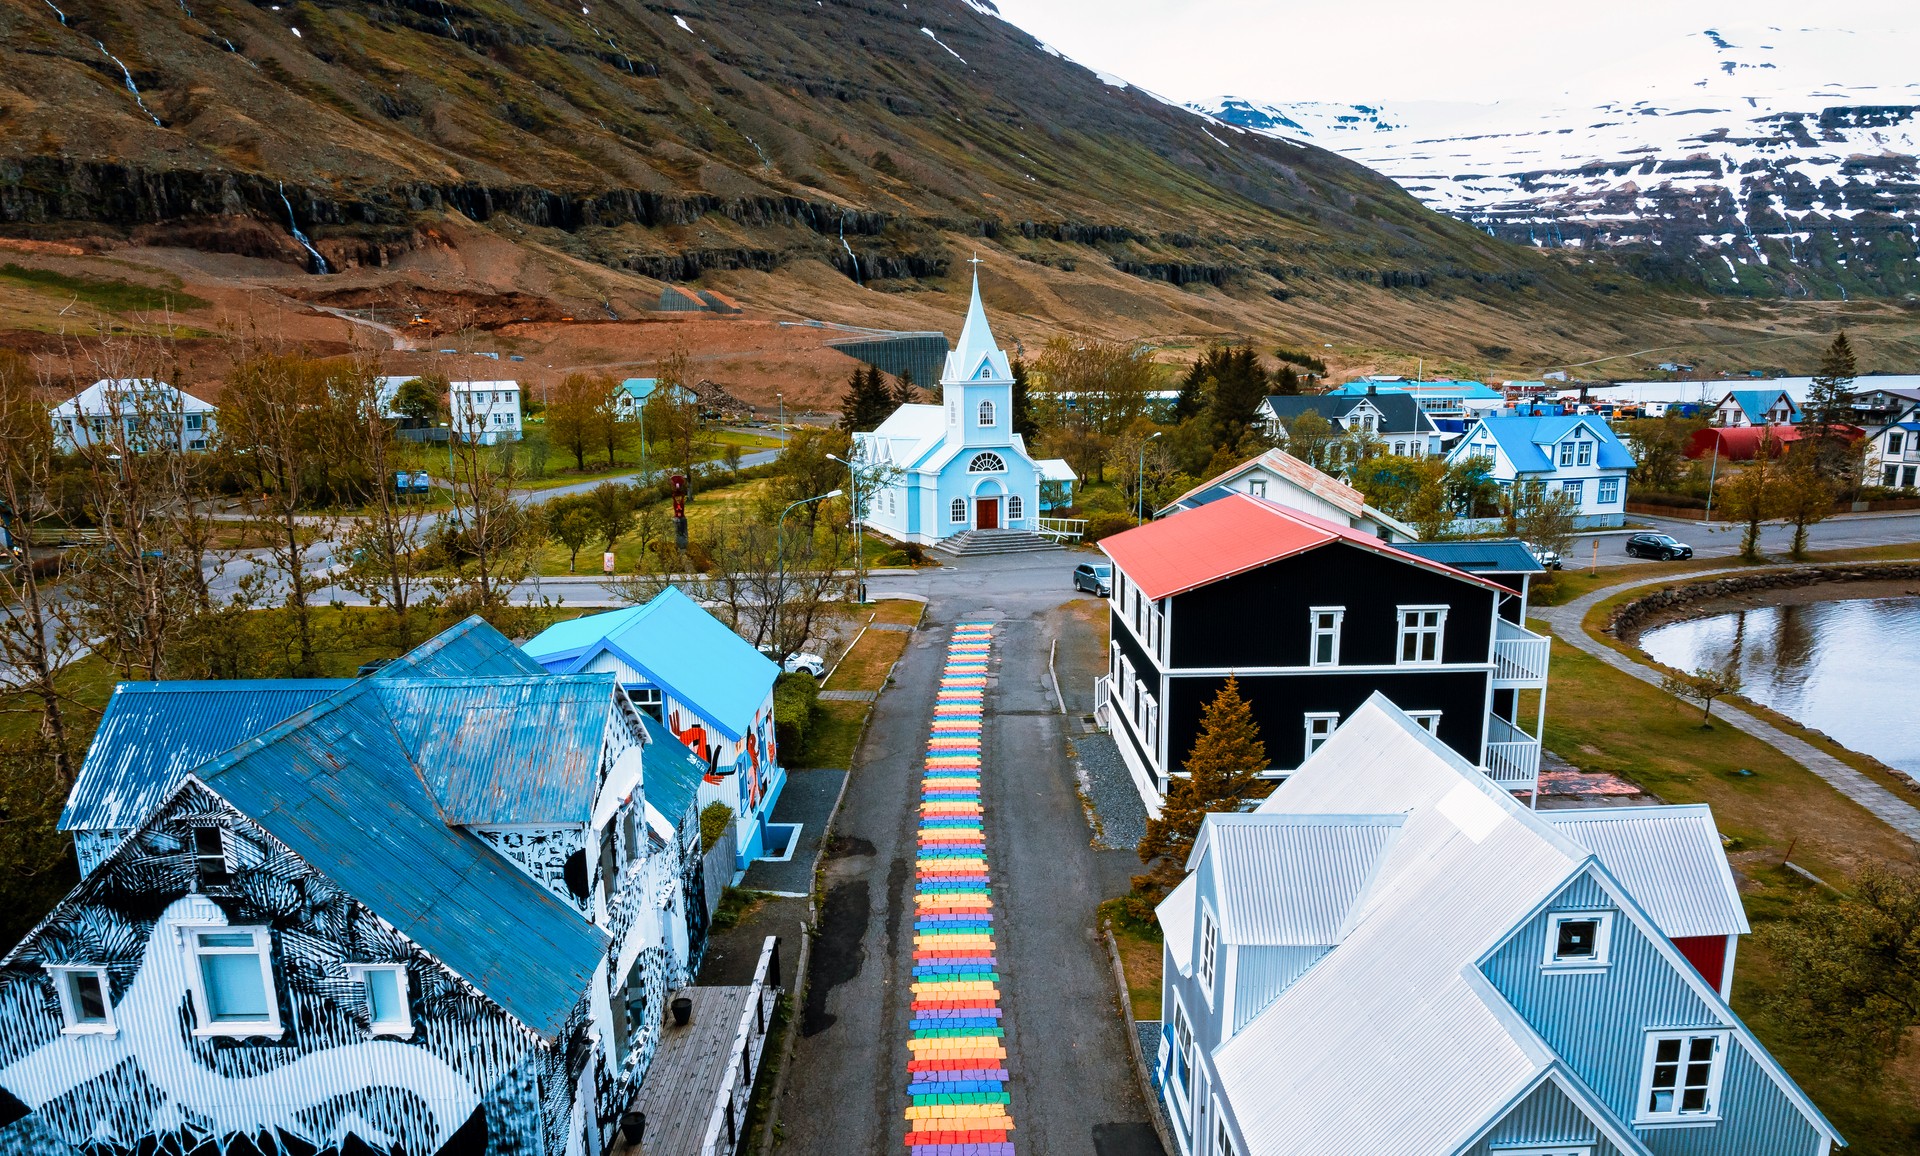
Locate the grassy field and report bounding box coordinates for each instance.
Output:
[533,477,779,575]
[788,599,923,769]
[0,263,212,314]
[495,427,782,491]
[822,630,908,693]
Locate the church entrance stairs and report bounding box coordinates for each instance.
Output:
[929,530,1065,558]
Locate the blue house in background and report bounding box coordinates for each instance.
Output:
[1447,413,1637,528]
[615,377,698,418]
[1155,696,1840,1156]
[521,587,786,867]
[1715,389,1800,428]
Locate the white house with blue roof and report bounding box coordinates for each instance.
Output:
[1155,696,1840,1156]
[521,587,785,868]
[3,617,702,1156]
[852,272,1071,544]
[1715,389,1800,428]
[1448,414,1637,528]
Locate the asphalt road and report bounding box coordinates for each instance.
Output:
[776,548,1157,1156]
[1573,510,1920,568]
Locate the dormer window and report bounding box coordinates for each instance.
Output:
[1558,441,1575,467]
[1543,910,1613,970]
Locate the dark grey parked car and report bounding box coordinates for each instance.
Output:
[1626,532,1694,561]
[1073,562,1113,596]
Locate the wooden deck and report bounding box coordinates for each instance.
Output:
[620,986,756,1156]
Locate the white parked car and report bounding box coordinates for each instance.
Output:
[1527,543,1564,570]
[760,646,827,678]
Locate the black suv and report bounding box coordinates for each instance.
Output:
[1073,562,1113,596]
[1625,532,1694,561]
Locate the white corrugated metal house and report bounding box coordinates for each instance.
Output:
[50,379,216,453]
[1154,695,1839,1156]
[449,379,523,445]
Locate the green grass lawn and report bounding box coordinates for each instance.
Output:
[534,478,778,575]
[0,263,212,313]
[786,600,921,769]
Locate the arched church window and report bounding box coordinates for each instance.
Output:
[1008,496,1024,521]
[978,400,996,426]
[968,452,1006,473]
[950,498,966,523]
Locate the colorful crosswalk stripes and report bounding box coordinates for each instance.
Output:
[904,622,1015,1156]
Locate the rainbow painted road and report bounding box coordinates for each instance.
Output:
[904,622,1015,1155]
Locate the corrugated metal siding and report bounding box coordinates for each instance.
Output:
[61,681,352,831]
[1206,816,1401,945]
[377,677,616,824]
[1461,1077,1624,1155]
[1544,809,1749,938]
[638,714,706,827]
[1636,1045,1824,1156]
[377,615,547,679]
[200,685,607,1038]
[1231,945,1326,1034]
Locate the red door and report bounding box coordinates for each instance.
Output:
[976,498,999,529]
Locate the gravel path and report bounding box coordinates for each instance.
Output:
[1074,732,1149,851]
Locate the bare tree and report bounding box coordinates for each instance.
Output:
[334,360,434,644]
[437,423,542,611]
[1661,663,1744,725]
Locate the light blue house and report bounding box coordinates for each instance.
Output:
[852,272,1072,543]
[521,587,785,866]
[1448,414,1637,528]
[616,377,698,417]
[1155,695,1841,1156]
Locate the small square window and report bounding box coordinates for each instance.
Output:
[1406,710,1442,735]
[1543,911,1614,970]
[46,966,116,1034]
[349,964,414,1036]
[1305,713,1340,759]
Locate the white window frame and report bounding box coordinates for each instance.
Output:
[1212,1110,1240,1156]
[1576,440,1594,467]
[1007,495,1023,521]
[45,965,116,1035]
[181,924,283,1038]
[1308,607,1344,667]
[950,498,966,523]
[1636,1030,1730,1125]
[1543,910,1615,971]
[347,963,415,1037]
[1558,441,1575,467]
[1396,605,1448,665]
[1405,710,1442,735]
[1598,477,1620,505]
[1247,478,1267,498]
[1304,712,1340,759]
[967,451,1006,473]
[1198,904,1218,1002]
[1170,994,1194,1122]
[977,400,996,427]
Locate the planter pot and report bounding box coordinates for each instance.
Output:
[672,996,693,1026]
[620,1111,646,1144]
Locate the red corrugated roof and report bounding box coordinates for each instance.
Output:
[1099,493,1512,600]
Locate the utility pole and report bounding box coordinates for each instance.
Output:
[828,451,866,603]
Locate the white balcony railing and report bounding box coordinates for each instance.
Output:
[1483,713,1541,790]
[1093,675,1112,728]
[1038,517,1089,542]
[1492,618,1551,687]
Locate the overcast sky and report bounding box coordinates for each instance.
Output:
[984,0,1917,107]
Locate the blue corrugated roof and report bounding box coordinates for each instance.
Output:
[639,714,706,829]
[61,681,352,832]
[1400,540,1543,575]
[522,588,777,742]
[1724,389,1798,422]
[1464,415,1636,473]
[377,676,620,825]
[377,615,548,679]
[195,683,605,1039]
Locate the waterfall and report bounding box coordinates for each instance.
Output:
[277,183,331,274]
[95,42,164,127]
[839,216,861,285]
[42,0,66,23]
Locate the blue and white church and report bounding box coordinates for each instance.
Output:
[853,271,1072,545]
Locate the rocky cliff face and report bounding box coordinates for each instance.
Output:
[1195,28,1920,300]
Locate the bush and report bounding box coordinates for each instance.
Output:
[903,542,926,564]
[699,801,734,853]
[1082,512,1138,543]
[1628,490,1708,510]
[774,671,820,757]
[877,549,910,567]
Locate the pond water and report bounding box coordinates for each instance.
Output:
[1638,596,1920,774]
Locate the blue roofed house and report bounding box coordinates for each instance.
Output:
[851,272,1073,545]
[1715,389,1800,428]
[1154,696,1840,1156]
[1863,393,1920,490]
[613,377,698,418]
[521,587,786,867]
[1447,414,1637,528]
[2,617,708,1156]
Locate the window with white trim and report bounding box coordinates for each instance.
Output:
[1008,495,1023,521]
[47,965,115,1034]
[1396,606,1447,664]
[1309,607,1344,666]
[1212,1117,1239,1156]
[1598,477,1620,505]
[183,925,281,1036]
[348,964,414,1036]
[1543,911,1614,970]
[1638,1031,1728,1122]
[1198,906,1218,997]
[1559,441,1576,467]
[1577,440,1594,467]
[1247,478,1267,498]
[1305,712,1339,758]
[1405,710,1442,735]
[1170,998,1194,1113]
[977,400,996,427]
[950,498,966,523]
[967,451,1006,472]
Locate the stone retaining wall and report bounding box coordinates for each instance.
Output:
[1607,563,1920,638]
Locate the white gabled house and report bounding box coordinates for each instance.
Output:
[1864,396,1920,490]
[449,379,524,444]
[1158,448,1419,543]
[1447,414,1636,528]
[50,379,216,453]
[1154,696,1840,1156]
[1714,389,1799,428]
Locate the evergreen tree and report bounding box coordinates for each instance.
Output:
[1009,358,1039,439]
[1274,365,1302,395]
[891,369,920,410]
[1205,347,1272,452]
[1171,357,1210,424]
[838,365,893,432]
[1805,331,1859,482]
[1137,677,1270,873]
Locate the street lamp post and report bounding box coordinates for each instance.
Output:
[1136,431,1162,523]
[827,451,866,604]
[777,393,784,430]
[775,489,843,664]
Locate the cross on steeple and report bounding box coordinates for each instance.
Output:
[969,252,983,269]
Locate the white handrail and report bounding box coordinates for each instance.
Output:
[698,936,781,1156]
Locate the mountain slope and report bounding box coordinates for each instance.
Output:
[1195,27,1920,300]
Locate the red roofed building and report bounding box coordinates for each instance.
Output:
[1096,494,1553,812]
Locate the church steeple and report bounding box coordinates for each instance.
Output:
[942,262,1011,386]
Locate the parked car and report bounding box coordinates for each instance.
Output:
[1625,532,1694,560]
[1073,562,1113,595]
[759,646,827,678]
[1526,543,1564,570]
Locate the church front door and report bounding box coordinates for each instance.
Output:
[976,498,999,530]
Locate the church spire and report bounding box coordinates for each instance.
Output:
[952,262,998,372]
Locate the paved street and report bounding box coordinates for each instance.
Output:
[776,549,1157,1156]
[1574,510,1920,568]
